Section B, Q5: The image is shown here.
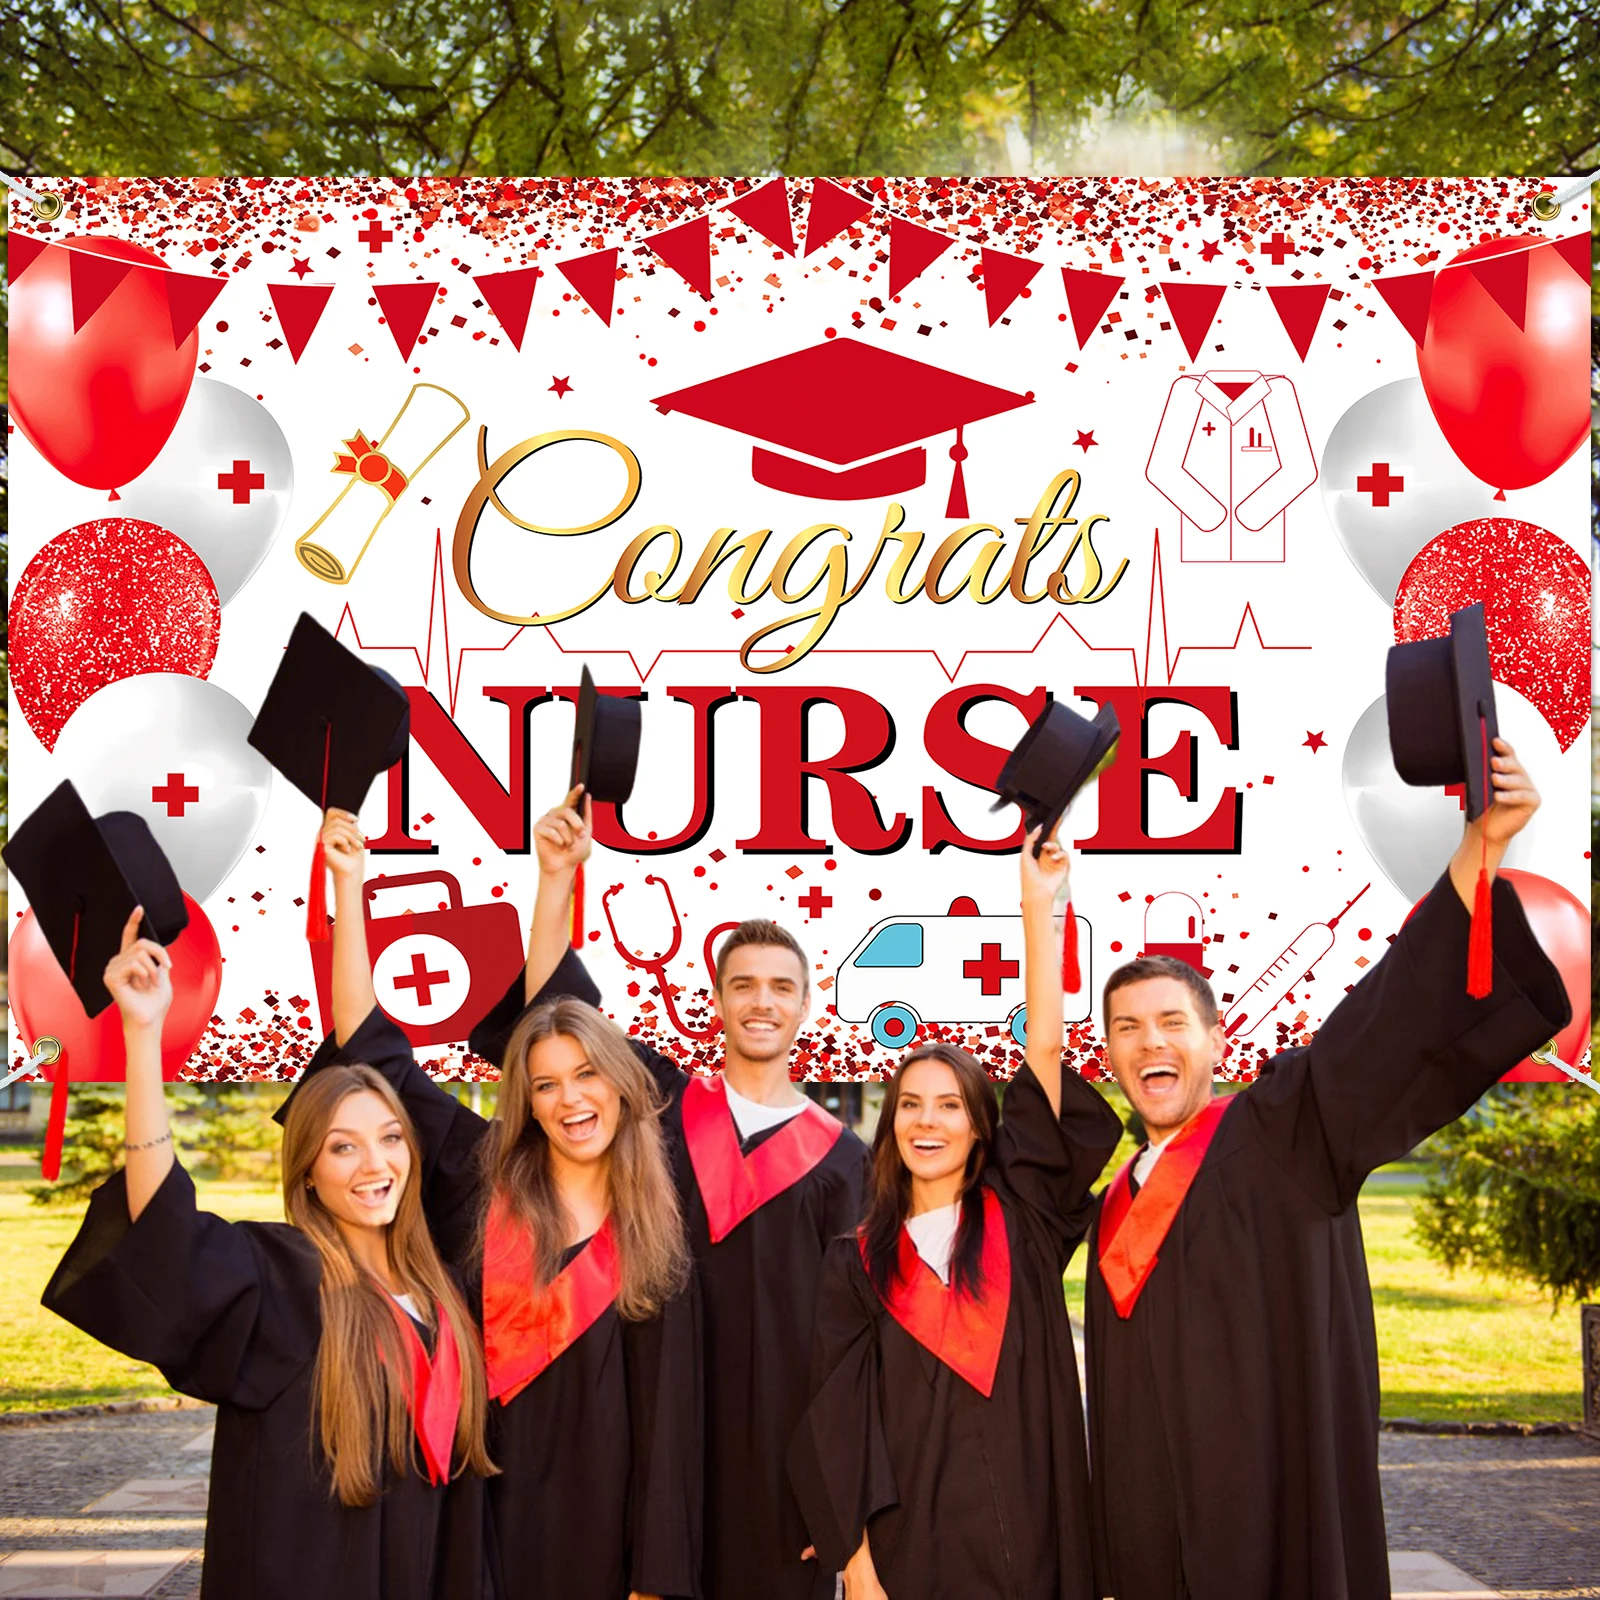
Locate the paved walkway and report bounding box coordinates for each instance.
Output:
[0,1406,1596,1597]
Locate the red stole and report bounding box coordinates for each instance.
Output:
[681,1075,845,1244]
[862,1186,1011,1398]
[1097,1095,1236,1319]
[385,1300,462,1486]
[482,1199,621,1404]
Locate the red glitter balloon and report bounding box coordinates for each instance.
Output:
[10,518,221,751]
[1392,517,1590,752]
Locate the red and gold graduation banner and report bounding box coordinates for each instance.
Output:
[5,177,1592,1088]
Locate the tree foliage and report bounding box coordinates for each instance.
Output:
[2,1,1594,179]
[1412,1091,1600,1307]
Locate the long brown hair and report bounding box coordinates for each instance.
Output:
[863,1043,999,1302]
[282,1064,494,1507]
[480,998,688,1321]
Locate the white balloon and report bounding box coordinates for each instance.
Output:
[55,674,273,904]
[1341,681,1555,901]
[118,378,293,605]
[1319,378,1499,605]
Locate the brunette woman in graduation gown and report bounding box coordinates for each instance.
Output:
[43,911,495,1600]
[787,831,1122,1600]
[291,809,702,1600]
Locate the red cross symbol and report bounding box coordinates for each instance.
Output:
[1356,462,1405,507]
[393,951,450,1007]
[217,459,265,504]
[1262,232,1296,265]
[962,942,1019,995]
[151,773,200,817]
[796,885,832,919]
[357,218,393,252]
[1201,420,1216,435]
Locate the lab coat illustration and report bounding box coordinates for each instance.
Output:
[1145,370,1317,561]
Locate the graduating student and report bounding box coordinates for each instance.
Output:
[27,791,493,1600]
[284,809,704,1600]
[787,831,1120,1600]
[1085,620,1572,1600]
[472,787,871,1600]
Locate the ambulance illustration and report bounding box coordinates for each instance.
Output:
[834,896,1092,1049]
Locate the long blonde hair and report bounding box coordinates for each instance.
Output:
[480,998,688,1321]
[282,1064,494,1507]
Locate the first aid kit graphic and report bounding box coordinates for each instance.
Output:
[310,870,526,1048]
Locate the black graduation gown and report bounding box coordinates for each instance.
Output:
[478,952,872,1600]
[1084,874,1572,1600]
[40,1162,486,1600]
[290,1006,703,1600]
[786,1062,1122,1600]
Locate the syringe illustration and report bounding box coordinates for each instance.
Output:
[1223,883,1370,1040]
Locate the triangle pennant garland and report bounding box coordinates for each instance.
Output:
[164,271,228,347]
[1060,266,1123,349]
[648,215,714,300]
[268,281,335,364]
[69,249,136,332]
[1158,280,1226,361]
[1466,248,1530,330]
[887,217,955,298]
[558,248,621,325]
[1371,270,1435,347]
[374,281,439,361]
[1550,232,1589,285]
[980,248,1041,325]
[804,178,874,257]
[724,178,795,255]
[474,264,539,350]
[7,232,49,285]
[1266,283,1331,361]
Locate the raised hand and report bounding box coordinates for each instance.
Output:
[104,907,173,1034]
[1020,824,1070,908]
[320,808,366,886]
[533,785,593,878]
[1477,737,1540,849]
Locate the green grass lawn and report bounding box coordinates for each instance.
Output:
[0,1158,1585,1421]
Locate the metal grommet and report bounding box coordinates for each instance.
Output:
[32,1037,62,1067]
[1530,192,1561,222]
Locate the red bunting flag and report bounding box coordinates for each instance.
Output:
[1266,283,1331,361]
[268,282,334,363]
[648,215,714,300]
[374,281,439,361]
[1551,233,1590,284]
[558,248,621,325]
[980,248,1041,325]
[1371,270,1434,347]
[474,265,540,350]
[7,232,49,284]
[1060,266,1123,349]
[1466,246,1530,330]
[68,249,134,332]
[887,217,954,299]
[164,271,228,347]
[804,178,873,256]
[725,178,796,255]
[1158,280,1227,361]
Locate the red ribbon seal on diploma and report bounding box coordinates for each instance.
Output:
[332,432,410,501]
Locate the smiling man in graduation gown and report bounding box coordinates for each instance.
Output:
[1084,731,1570,1600]
[472,788,870,1600]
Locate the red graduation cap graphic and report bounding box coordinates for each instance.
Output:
[651,337,1033,513]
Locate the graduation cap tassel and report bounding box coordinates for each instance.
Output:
[945,425,969,519]
[1061,901,1081,994]
[307,724,333,943]
[42,912,81,1184]
[1465,714,1494,999]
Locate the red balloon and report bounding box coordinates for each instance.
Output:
[9,235,198,490]
[1417,235,1588,492]
[1393,517,1589,752]
[7,895,224,1084]
[1495,870,1591,1081]
[10,518,221,751]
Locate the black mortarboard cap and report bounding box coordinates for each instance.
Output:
[1386,602,1498,821]
[990,700,1121,853]
[571,667,641,806]
[248,612,411,814]
[3,781,189,1017]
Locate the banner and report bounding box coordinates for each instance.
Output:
[6,177,1591,1084]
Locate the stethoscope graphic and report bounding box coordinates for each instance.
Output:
[601,875,738,1042]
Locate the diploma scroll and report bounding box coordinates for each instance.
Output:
[295,383,470,583]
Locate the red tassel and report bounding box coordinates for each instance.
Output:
[571,862,585,951]
[307,840,329,941]
[1061,902,1081,994]
[945,425,969,518]
[1466,867,1493,998]
[42,1070,70,1183]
